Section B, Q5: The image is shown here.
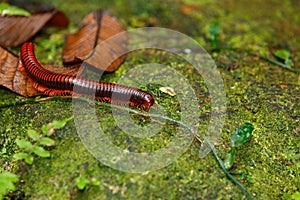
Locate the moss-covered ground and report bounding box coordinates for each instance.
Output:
[1,0,299,199]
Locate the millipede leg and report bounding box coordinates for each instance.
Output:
[35,83,73,96]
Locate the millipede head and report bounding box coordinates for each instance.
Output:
[138,92,155,112]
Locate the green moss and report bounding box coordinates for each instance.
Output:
[1,0,300,199]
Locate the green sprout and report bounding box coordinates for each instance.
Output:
[0,172,19,199]
[75,175,100,190]
[224,122,254,169]
[13,117,73,165]
[273,49,294,68]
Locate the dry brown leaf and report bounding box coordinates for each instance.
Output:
[0,9,69,47]
[62,11,127,72]
[46,10,69,28]
[0,46,80,97]
[0,10,127,97]
[0,46,40,96]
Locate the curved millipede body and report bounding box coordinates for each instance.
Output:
[19,42,154,111]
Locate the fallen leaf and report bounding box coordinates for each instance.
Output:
[0,10,127,97]
[159,86,176,96]
[62,11,127,72]
[0,46,39,96]
[0,9,68,47]
[279,84,287,89]
[46,10,69,28]
[0,47,79,97]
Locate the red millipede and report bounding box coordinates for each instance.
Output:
[19,42,154,111]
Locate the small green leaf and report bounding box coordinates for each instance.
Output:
[0,181,15,195]
[0,172,19,199]
[0,172,19,197]
[49,117,73,129]
[90,177,100,186]
[75,176,90,190]
[39,137,56,146]
[27,130,40,141]
[32,146,50,157]
[283,192,292,200]
[291,192,300,200]
[41,125,49,135]
[273,49,294,67]
[273,49,291,60]
[0,2,31,16]
[0,172,18,183]
[50,120,67,129]
[13,152,34,164]
[15,139,33,151]
[285,59,293,67]
[230,122,254,148]
[224,149,235,169]
[25,155,34,164]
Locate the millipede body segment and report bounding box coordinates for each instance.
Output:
[19,42,154,111]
